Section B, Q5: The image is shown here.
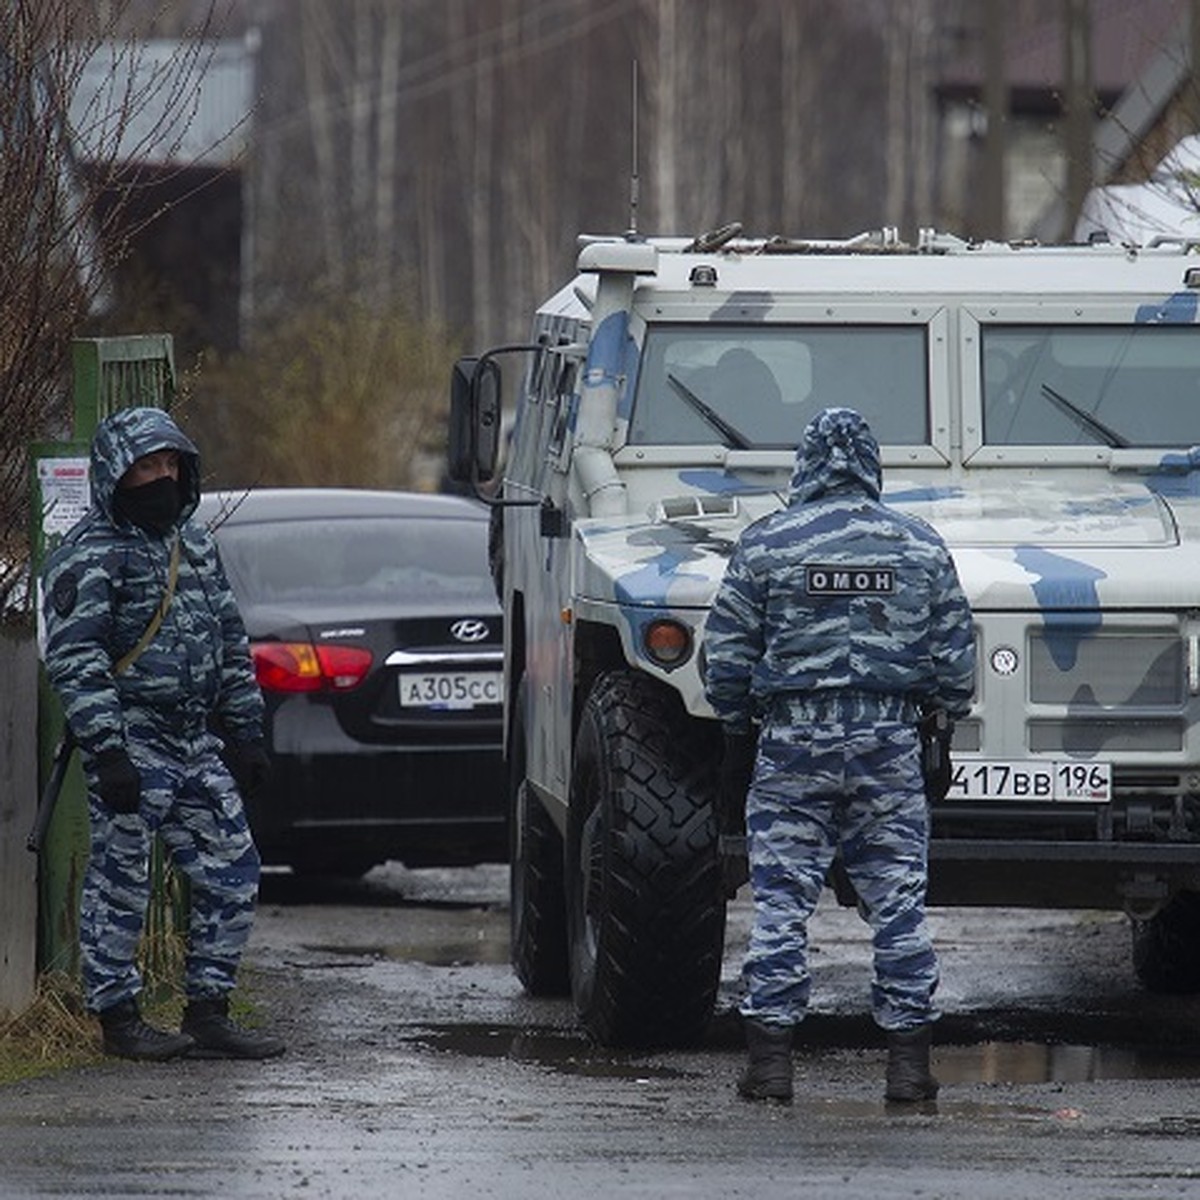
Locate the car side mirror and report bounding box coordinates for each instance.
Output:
[448,356,502,485]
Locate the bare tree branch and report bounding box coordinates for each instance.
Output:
[0,0,225,618]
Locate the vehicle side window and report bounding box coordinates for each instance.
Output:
[547,353,579,470]
[508,335,553,485]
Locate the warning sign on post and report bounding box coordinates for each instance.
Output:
[37,458,90,539]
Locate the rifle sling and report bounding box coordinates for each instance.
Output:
[113,536,181,677]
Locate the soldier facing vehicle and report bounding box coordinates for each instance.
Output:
[704,406,976,1104]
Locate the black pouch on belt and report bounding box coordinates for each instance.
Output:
[919,709,954,803]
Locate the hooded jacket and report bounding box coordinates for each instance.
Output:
[703,407,976,731]
[41,407,263,759]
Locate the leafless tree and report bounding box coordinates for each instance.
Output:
[1043,2,1200,244]
[0,0,223,618]
[246,0,924,354]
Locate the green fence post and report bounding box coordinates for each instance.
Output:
[30,442,91,977]
[34,335,180,980]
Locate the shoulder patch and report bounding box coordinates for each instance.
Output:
[51,570,78,617]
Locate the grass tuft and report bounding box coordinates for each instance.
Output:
[1,861,272,1084]
[0,972,101,1083]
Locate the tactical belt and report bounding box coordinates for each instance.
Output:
[772,691,920,724]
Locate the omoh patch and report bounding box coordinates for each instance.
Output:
[805,565,895,595]
[51,570,78,617]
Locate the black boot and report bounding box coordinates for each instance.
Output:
[181,996,286,1060]
[98,998,194,1061]
[737,1019,794,1103]
[885,1025,940,1102]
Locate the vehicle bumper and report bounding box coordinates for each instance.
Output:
[248,743,507,869]
[924,838,1200,909]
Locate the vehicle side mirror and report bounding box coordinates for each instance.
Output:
[448,356,502,485]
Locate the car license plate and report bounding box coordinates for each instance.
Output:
[399,671,502,710]
[948,760,1111,802]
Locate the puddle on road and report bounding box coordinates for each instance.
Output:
[934,1041,1200,1085]
[303,940,510,967]
[415,1026,691,1080]
[302,939,1200,1086]
[413,1024,1200,1086]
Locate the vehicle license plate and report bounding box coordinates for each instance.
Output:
[948,760,1111,802]
[399,671,502,710]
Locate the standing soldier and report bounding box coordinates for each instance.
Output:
[41,406,283,1061]
[704,406,975,1104]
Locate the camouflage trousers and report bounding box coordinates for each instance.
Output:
[740,712,938,1032]
[80,730,261,1013]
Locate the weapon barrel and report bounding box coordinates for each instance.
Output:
[27,730,76,854]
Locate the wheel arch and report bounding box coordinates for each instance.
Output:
[504,587,527,758]
[572,617,628,740]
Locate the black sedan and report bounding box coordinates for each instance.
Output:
[194,488,506,877]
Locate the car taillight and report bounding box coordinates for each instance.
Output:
[316,644,374,690]
[251,642,373,693]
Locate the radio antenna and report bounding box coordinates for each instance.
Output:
[628,60,640,238]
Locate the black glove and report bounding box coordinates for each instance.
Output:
[230,741,272,799]
[717,730,756,898]
[94,748,141,814]
[918,709,954,803]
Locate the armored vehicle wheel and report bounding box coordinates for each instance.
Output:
[509,678,569,994]
[1131,890,1200,993]
[566,670,724,1048]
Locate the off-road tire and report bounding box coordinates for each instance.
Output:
[567,669,724,1048]
[510,678,570,994]
[1131,890,1200,993]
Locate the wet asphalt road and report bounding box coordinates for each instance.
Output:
[3,864,1200,1199]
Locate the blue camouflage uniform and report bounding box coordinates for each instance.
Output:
[703,407,976,1033]
[41,407,265,1014]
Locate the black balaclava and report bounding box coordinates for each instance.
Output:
[113,475,183,536]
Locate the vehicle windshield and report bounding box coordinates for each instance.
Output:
[628,325,929,447]
[214,516,495,604]
[982,325,1200,447]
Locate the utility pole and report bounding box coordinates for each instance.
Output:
[980,0,1008,239]
[1063,0,1095,240]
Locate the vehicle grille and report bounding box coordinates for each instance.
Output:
[1027,628,1186,754]
[1028,630,1183,707]
[1029,719,1184,753]
[956,621,1199,770]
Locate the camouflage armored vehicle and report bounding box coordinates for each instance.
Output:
[448,224,1200,1048]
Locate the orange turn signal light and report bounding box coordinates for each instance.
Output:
[643,619,692,668]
